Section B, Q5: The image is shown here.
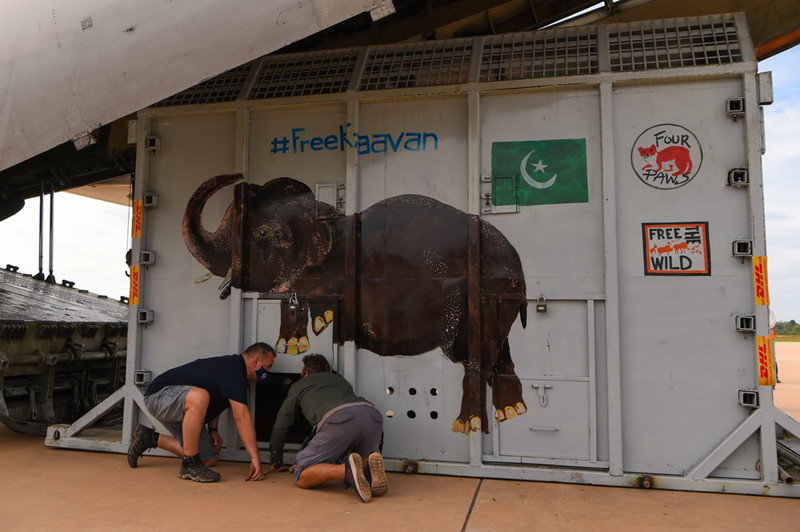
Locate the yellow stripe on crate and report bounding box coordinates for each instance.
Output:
[753,256,769,306]
[756,336,776,386]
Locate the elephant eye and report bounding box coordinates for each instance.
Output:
[253,227,272,238]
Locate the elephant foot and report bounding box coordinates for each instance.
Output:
[312,311,335,334]
[286,338,298,355]
[286,336,308,355]
[297,336,309,353]
[451,415,482,433]
[469,416,481,432]
[495,402,527,423]
[281,336,310,355]
[313,316,328,334]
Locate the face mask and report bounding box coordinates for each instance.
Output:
[255,366,270,383]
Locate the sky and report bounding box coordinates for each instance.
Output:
[760,46,800,321]
[0,46,799,318]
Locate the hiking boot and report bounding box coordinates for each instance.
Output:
[367,452,388,496]
[343,453,371,502]
[127,425,158,468]
[179,454,221,483]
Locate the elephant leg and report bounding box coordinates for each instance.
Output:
[492,339,527,422]
[309,300,334,335]
[452,364,484,434]
[277,299,310,355]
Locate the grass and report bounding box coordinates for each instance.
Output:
[776,336,800,342]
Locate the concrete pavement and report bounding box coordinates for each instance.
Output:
[2,344,800,531]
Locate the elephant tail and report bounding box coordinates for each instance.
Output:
[519,298,527,328]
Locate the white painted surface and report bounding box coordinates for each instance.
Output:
[0,0,388,171]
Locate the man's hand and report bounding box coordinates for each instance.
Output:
[247,458,264,481]
[210,431,223,454]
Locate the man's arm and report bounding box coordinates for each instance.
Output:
[269,386,300,467]
[229,399,263,481]
[207,415,222,453]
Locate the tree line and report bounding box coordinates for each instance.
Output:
[775,320,800,335]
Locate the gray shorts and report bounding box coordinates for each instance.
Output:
[144,385,217,461]
[293,404,383,482]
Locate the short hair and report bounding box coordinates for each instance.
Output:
[244,342,275,359]
[302,354,331,374]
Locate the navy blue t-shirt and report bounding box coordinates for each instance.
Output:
[145,354,249,423]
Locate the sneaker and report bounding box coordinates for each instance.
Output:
[343,453,371,502]
[127,425,157,468]
[367,452,388,496]
[179,454,221,483]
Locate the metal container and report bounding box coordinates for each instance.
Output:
[47,13,800,496]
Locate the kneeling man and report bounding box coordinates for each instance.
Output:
[127,342,275,482]
[270,354,387,502]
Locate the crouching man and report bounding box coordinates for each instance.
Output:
[269,354,387,502]
[127,342,276,483]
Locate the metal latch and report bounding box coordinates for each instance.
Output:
[532,383,552,407]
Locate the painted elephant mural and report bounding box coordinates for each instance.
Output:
[183,174,528,433]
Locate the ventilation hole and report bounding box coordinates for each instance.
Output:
[407,410,416,419]
[386,410,394,418]
[386,387,394,395]
[409,387,417,395]
[430,411,439,420]
[430,388,438,396]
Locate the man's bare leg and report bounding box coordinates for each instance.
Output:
[181,387,209,456]
[296,463,345,488]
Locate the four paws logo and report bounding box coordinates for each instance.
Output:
[631,124,702,190]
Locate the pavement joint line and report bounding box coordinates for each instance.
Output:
[461,478,483,532]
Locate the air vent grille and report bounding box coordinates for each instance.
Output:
[248,49,360,99]
[479,28,598,81]
[152,65,250,107]
[358,40,473,90]
[608,15,742,71]
[150,14,747,108]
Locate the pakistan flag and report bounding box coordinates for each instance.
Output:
[491,138,588,206]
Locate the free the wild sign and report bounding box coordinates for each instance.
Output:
[642,222,710,275]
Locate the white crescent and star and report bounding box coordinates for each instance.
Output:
[520,150,557,189]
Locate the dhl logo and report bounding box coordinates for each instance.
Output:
[131,200,143,239]
[129,265,140,306]
[753,256,769,305]
[756,336,775,386]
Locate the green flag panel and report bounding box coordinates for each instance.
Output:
[492,139,588,206]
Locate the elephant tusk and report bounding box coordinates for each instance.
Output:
[194,272,214,283]
[217,270,232,291]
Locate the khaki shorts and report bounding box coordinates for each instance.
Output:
[293,404,383,482]
[144,385,217,461]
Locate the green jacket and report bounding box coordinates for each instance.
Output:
[269,371,370,464]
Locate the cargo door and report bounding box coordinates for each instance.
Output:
[137,112,239,379]
[244,298,337,442]
[479,89,608,465]
[354,96,471,462]
[245,104,349,443]
[613,79,760,477]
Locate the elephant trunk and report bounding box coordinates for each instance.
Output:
[182,173,242,278]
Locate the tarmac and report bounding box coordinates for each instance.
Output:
[3,344,800,531]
